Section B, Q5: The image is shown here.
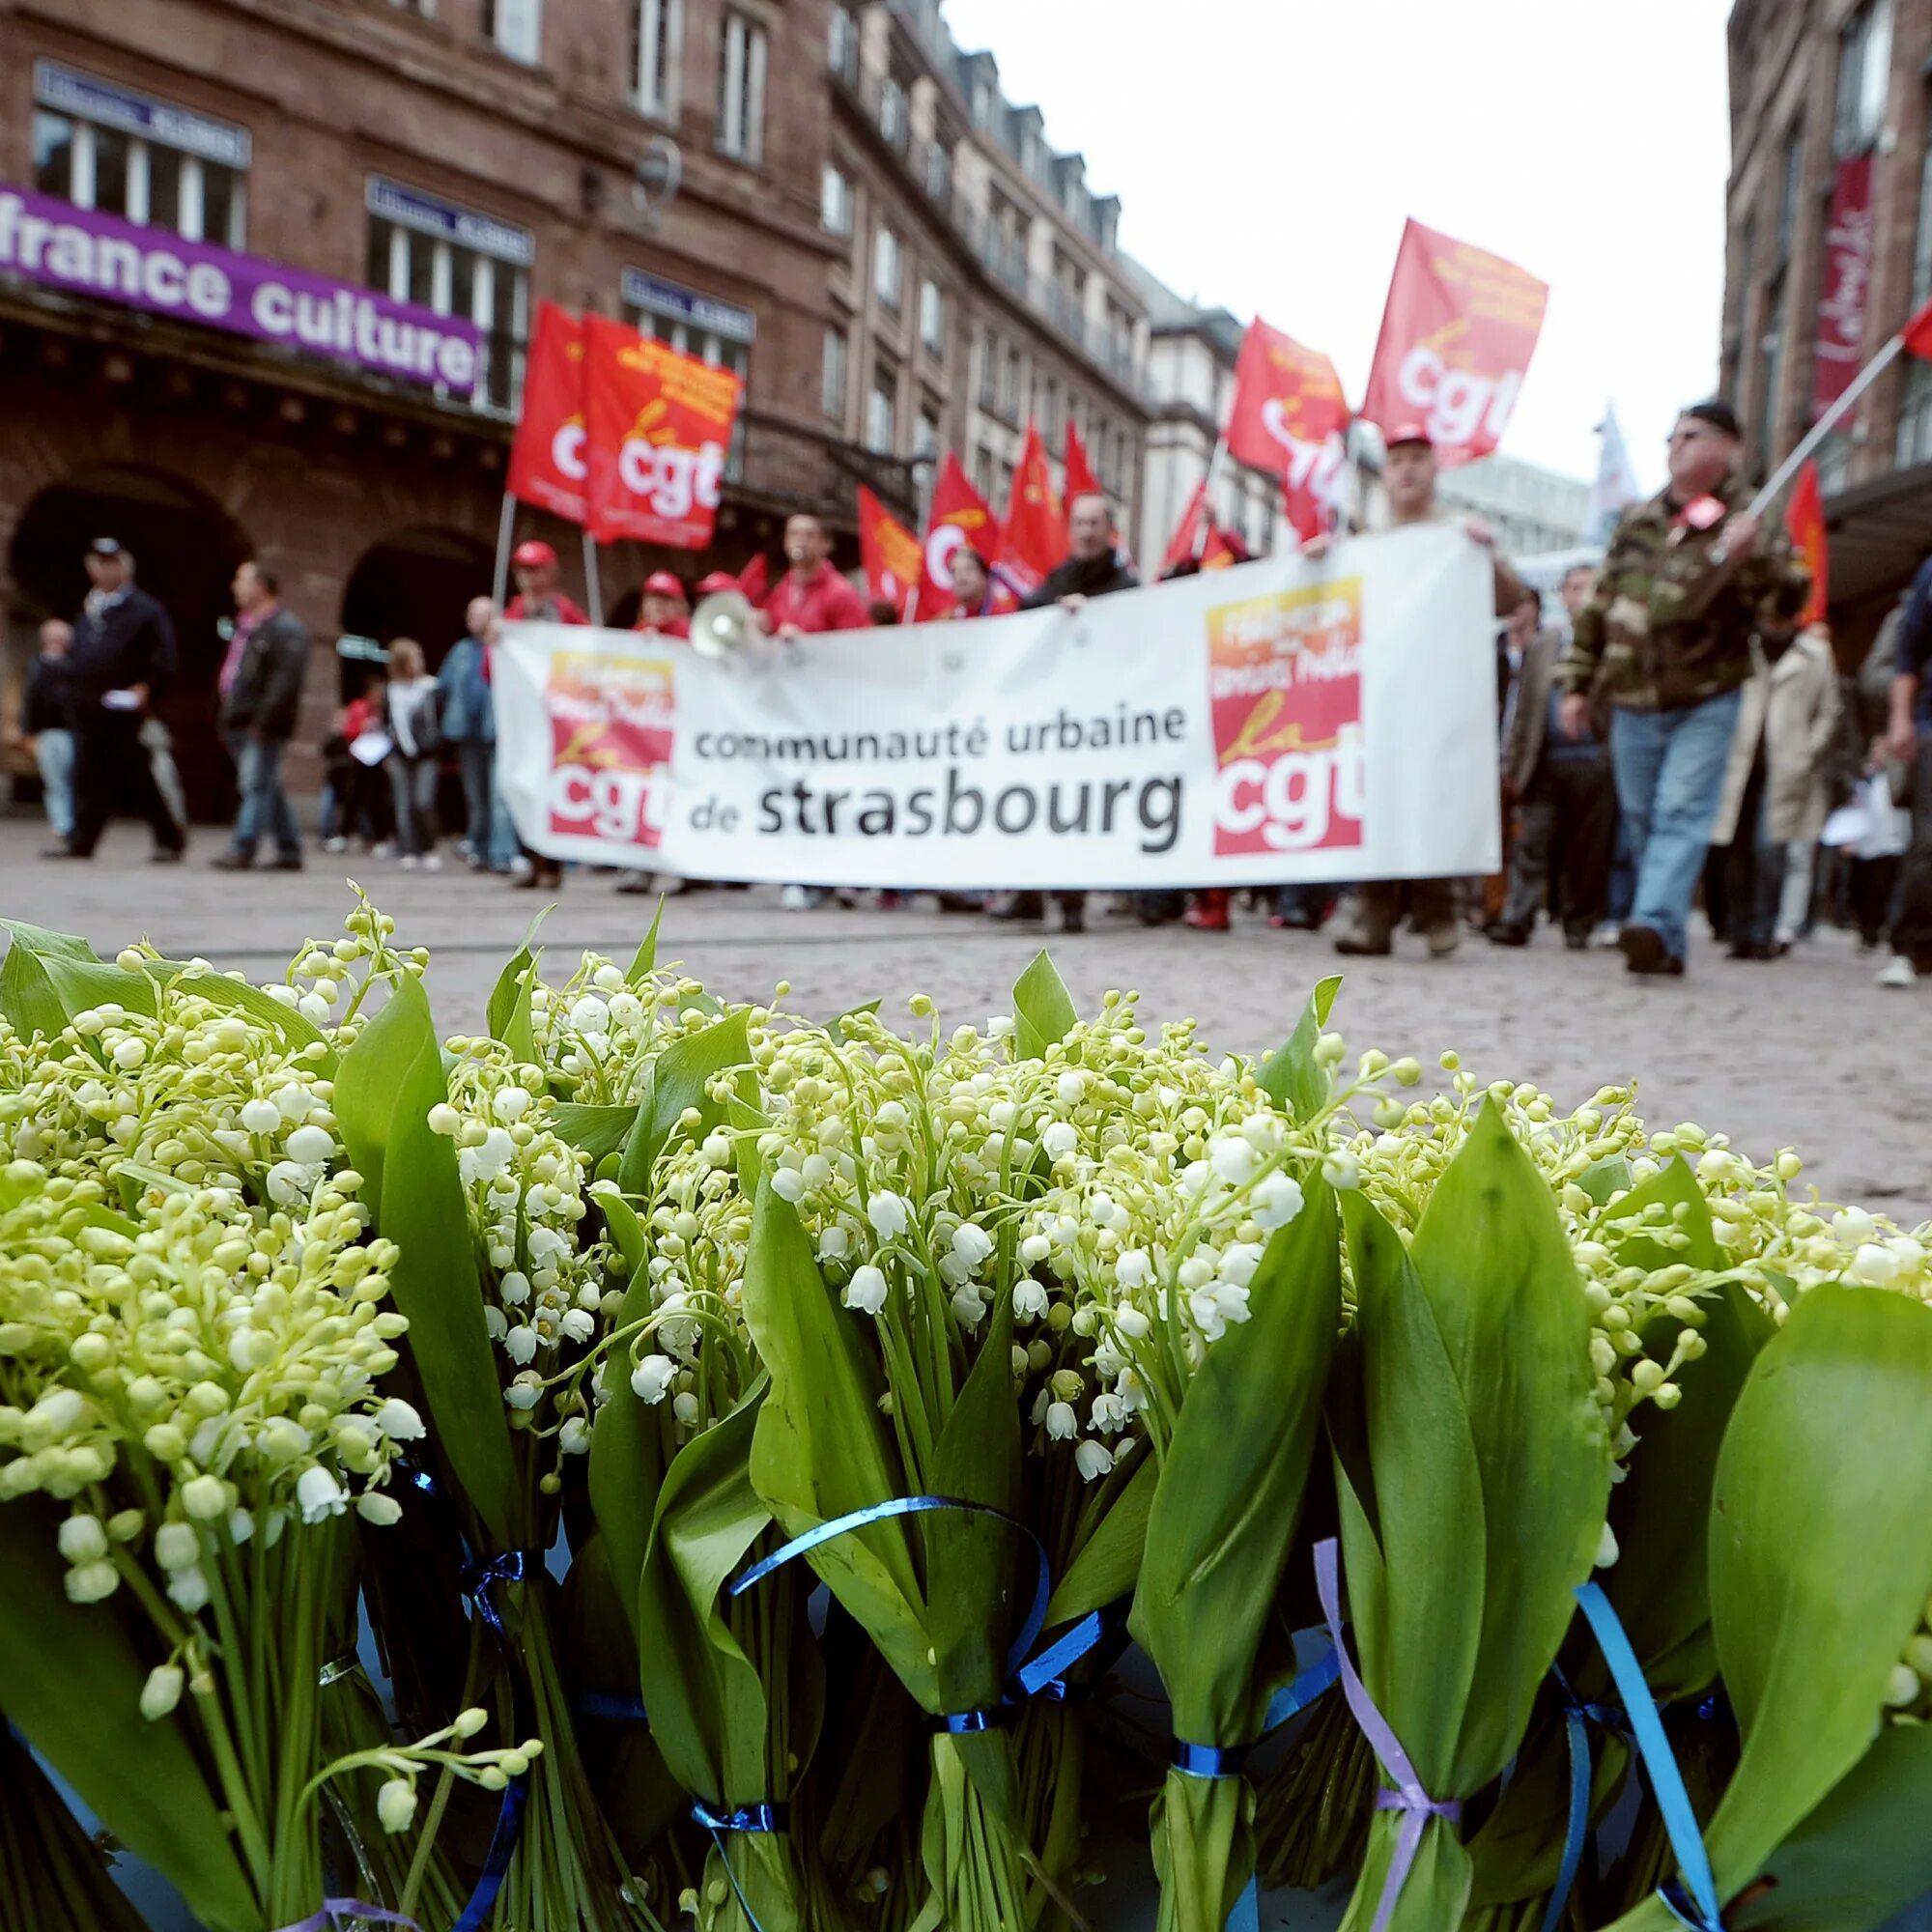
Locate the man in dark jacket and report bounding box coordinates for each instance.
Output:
[993,492,1142,932]
[50,536,185,862]
[213,559,310,870]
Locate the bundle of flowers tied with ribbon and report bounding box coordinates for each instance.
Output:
[6,901,1932,1932]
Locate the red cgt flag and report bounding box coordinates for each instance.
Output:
[999,421,1063,596]
[1225,317,1350,483]
[1787,459,1829,628]
[583,315,744,549]
[507,301,588,523]
[1361,217,1548,469]
[1063,418,1101,517]
[918,453,1001,615]
[857,485,923,618]
[1159,479,1244,576]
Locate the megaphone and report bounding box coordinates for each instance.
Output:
[690,589,757,662]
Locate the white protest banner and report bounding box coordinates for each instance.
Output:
[494,522,1501,890]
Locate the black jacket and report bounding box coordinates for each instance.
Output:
[22,656,73,734]
[68,586,177,705]
[1020,549,1141,609]
[222,607,312,740]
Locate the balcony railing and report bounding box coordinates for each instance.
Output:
[735,408,921,527]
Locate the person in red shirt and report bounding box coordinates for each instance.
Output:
[634,570,692,639]
[759,514,871,638]
[504,541,590,625]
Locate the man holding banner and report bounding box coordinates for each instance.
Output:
[1558,400,1809,978]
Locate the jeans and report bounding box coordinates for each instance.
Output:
[387,753,440,857]
[34,727,75,838]
[1893,737,1932,971]
[229,732,301,860]
[1776,839,1816,941]
[1608,688,1745,959]
[1721,749,1786,953]
[1502,753,1616,939]
[455,739,496,859]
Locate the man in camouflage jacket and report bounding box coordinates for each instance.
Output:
[1557,399,1809,975]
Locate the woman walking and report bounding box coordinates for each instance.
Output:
[382,638,443,870]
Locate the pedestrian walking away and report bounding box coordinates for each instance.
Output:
[440,597,507,870]
[1559,399,1810,977]
[212,560,311,871]
[1321,424,1522,959]
[382,638,444,869]
[1877,550,1932,987]
[17,618,76,841]
[47,536,185,863]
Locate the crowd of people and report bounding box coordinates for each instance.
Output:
[12,401,1932,990]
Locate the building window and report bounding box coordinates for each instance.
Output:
[828,3,859,83]
[919,277,944,355]
[972,77,998,131]
[482,0,542,62]
[631,0,682,118]
[624,270,753,479]
[717,13,766,163]
[30,65,249,247]
[821,164,853,236]
[874,228,902,309]
[1834,0,1892,156]
[1758,275,1789,464]
[1001,345,1023,420]
[916,411,940,460]
[1776,124,1804,262]
[364,179,532,414]
[977,332,998,412]
[879,78,907,149]
[866,365,897,454]
[924,143,952,207]
[822,325,849,422]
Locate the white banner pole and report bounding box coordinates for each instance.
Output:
[582,530,605,628]
[1747,329,1906,515]
[490,491,516,609]
[1191,438,1229,560]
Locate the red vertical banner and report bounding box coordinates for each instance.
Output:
[1787,459,1829,627]
[917,453,1000,615]
[1063,419,1101,512]
[1223,317,1350,540]
[506,302,588,522]
[857,485,923,617]
[582,315,744,549]
[1361,218,1548,469]
[999,421,1064,595]
[1812,154,1876,421]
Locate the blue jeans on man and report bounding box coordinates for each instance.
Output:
[34,727,75,839]
[228,731,301,863]
[1608,688,1744,962]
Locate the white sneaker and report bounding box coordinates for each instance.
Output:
[509,855,534,884]
[424,853,443,872]
[780,884,812,911]
[1877,954,1919,989]
[373,841,394,859]
[400,854,419,871]
[1590,921,1622,950]
[324,836,348,855]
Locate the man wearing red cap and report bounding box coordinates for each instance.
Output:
[505,541,589,625]
[634,571,692,639]
[1311,423,1521,958]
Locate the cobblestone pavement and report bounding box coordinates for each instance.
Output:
[6,819,1927,1225]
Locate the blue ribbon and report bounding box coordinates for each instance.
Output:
[273,1903,421,1931]
[729,1492,1051,1728]
[574,1690,652,1724]
[1574,1582,1723,1931]
[1174,1640,1343,1785]
[1540,1666,1634,1932]
[451,1773,530,1932]
[692,1797,788,1932]
[460,1550,543,1637]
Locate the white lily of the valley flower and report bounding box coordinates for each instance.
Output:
[356,1492,404,1526]
[1251,1172,1305,1231]
[140,1664,185,1720]
[1045,1401,1077,1440]
[374,1398,425,1441]
[297,1466,349,1524]
[867,1191,911,1239]
[1074,1440,1115,1482]
[377,1777,418,1834]
[843,1264,890,1316]
[630,1354,677,1404]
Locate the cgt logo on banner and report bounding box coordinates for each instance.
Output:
[506,301,589,521]
[1208,581,1364,857]
[494,523,1500,890]
[544,649,677,852]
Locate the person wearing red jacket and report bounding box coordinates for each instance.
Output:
[504,540,589,625]
[633,570,692,639]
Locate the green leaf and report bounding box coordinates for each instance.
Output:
[0,1496,260,1932]
[1576,1152,1634,1207]
[0,932,156,1042]
[551,1104,640,1163]
[1256,976,1342,1122]
[1700,1286,1932,1897]
[626,898,667,983]
[1406,1102,1610,1792]
[334,974,520,1552]
[617,1011,752,1197]
[1044,1456,1154,1625]
[147,960,330,1069]
[485,909,548,1064]
[742,1180,932,1706]
[1132,1180,1343,1743]
[1011,951,1077,1060]
[0,918,99,958]
[1602,1155,1724,1273]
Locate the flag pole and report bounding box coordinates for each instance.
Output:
[582,529,605,627]
[1748,330,1906,515]
[1192,437,1228,560]
[490,490,516,609]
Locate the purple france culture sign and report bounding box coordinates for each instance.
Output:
[0,184,482,394]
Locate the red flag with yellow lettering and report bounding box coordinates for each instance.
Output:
[1788,459,1829,628]
[918,453,1001,616]
[999,421,1063,596]
[1064,419,1101,516]
[857,485,922,619]
[506,302,588,523]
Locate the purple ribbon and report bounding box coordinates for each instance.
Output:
[273,1903,422,1932]
[1314,1539,1462,1932]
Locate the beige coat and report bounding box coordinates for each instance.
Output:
[1711,627,1842,847]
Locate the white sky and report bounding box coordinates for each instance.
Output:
[939,0,1735,495]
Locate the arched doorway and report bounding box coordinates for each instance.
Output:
[340,526,494,687]
[8,466,251,823]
